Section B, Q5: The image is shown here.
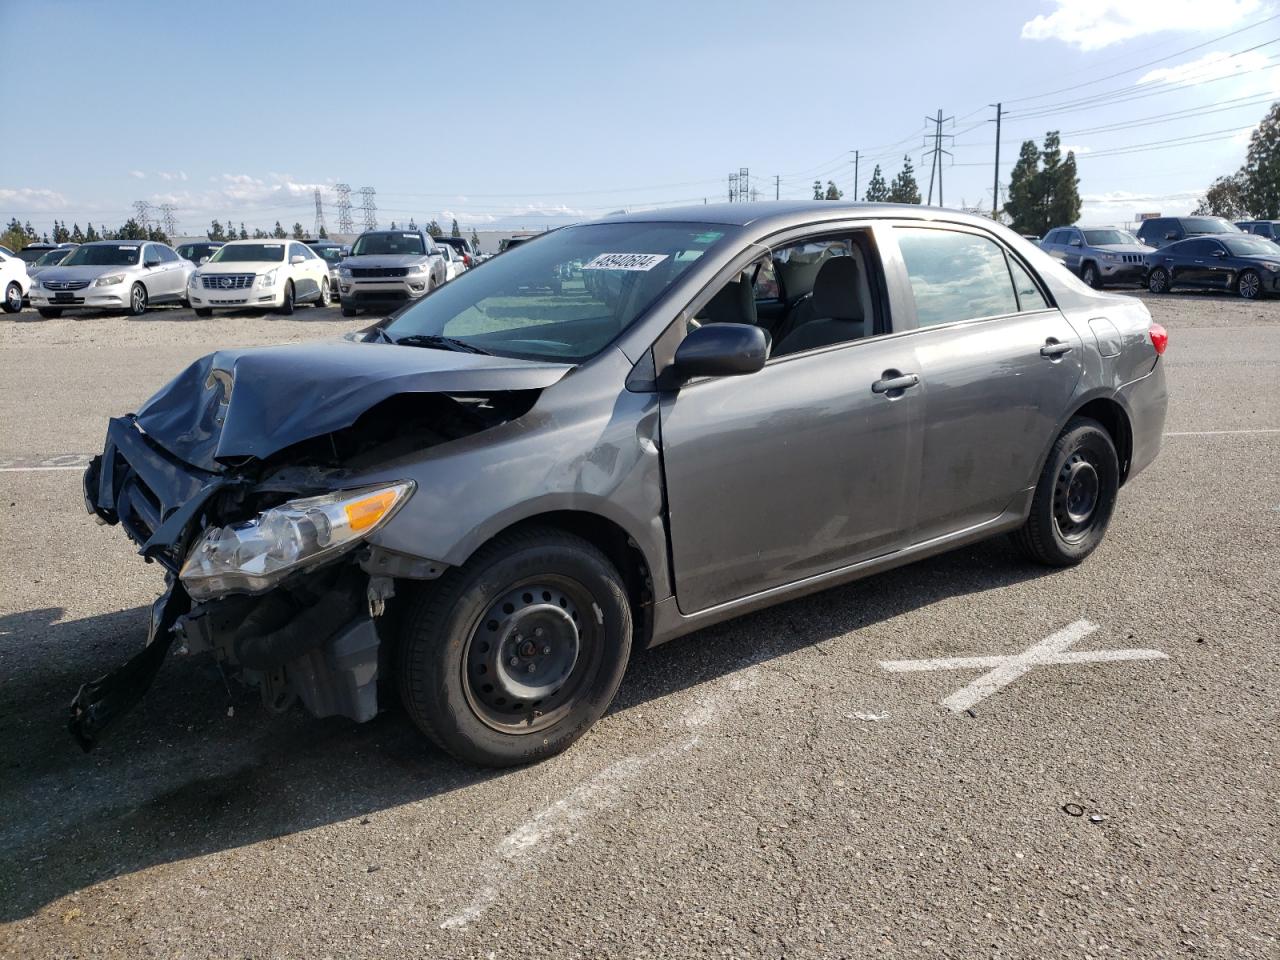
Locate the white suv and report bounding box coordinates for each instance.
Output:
[190,240,330,316]
[0,245,31,313]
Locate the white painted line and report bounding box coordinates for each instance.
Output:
[1163,428,1280,437]
[0,465,85,473]
[879,619,1169,713]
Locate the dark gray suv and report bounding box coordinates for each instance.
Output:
[1135,216,1240,249]
[77,202,1169,767]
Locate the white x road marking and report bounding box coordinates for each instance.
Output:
[879,620,1168,712]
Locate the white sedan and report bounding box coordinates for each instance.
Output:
[189,239,330,315]
[0,245,31,313]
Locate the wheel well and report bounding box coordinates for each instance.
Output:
[487,511,655,646]
[1071,398,1133,483]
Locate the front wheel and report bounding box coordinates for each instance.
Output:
[36,307,62,319]
[194,307,213,318]
[276,281,295,315]
[3,282,22,313]
[127,283,148,316]
[1237,269,1262,300]
[1081,262,1102,289]
[1147,267,1169,294]
[341,302,358,317]
[1011,416,1119,567]
[397,527,633,767]
[314,278,330,307]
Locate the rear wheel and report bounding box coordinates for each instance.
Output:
[276,281,295,315]
[127,283,148,316]
[1147,267,1169,294]
[1081,262,1102,289]
[1011,416,1119,567]
[314,279,329,307]
[4,282,23,313]
[397,527,632,767]
[1237,269,1262,300]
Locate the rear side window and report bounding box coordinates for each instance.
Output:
[895,228,1019,327]
[1008,258,1049,310]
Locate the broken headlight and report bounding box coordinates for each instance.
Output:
[179,481,414,600]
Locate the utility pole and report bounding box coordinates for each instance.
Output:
[853,150,860,201]
[923,109,954,206]
[990,102,1002,220]
[775,174,780,200]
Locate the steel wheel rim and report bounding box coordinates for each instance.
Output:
[1240,272,1259,298]
[1053,454,1100,543]
[462,576,601,734]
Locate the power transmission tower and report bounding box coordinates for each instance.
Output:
[157,203,177,238]
[728,172,738,202]
[334,183,353,234]
[313,188,326,237]
[739,168,749,203]
[922,110,955,206]
[990,102,1002,219]
[132,200,152,232]
[359,186,377,230]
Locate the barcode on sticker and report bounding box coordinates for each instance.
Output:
[582,253,668,271]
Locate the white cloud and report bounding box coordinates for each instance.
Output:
[157,171,188,182]
[1081,189,1203,218]
[1138,49,1274,86]
[0,187,71,211]
[1060,144,1092,155]
[1021,0,1262,51]
[129,170,146,180]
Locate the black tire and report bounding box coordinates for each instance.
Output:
[36,307,62,319]
[1080,262,1102,289]
[276,281,295,315]
[194,307,213,318]
[3,282,22,313]
[341,302,358,318]
[127,282,148,316]
[1147,267,1169,294]
[1236,269,1262,300]
[1011,416,1120,567]
[397,527,633,767]
[314,279,329,307]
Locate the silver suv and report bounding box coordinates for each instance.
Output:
[1040,226,1151,289]
[338,229,447,317]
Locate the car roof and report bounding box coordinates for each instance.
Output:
[596,200,1026,234]
[80,239,154,245]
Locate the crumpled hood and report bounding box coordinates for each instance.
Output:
[134,340,571,472]
[343,254,433,269]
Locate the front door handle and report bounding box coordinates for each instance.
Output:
[1040,340,1073,358]
[871,372,920,394]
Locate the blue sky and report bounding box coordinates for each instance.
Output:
[2,0,1277,236]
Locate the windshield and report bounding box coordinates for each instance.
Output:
[1222,236,1280,256]
[63,244,141,266]
[352,232,426,256]
[313,246,344,263]
[17,248,50,264]
[1083,229,1138,245]
[177,244,217,259]
[1184,218,1237,235]
[383,221,729,362]
[208,243,286,263]
[34,249,71,265]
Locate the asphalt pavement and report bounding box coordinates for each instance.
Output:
[0,293,1276,959]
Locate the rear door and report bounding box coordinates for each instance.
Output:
[886,223,1083,543]
[658,228,922,614]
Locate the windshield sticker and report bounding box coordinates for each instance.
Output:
[582,253,669,272]
[692,231,724,245]
[118,245,138,250]
[263,243,282,248]
[403,233,417,238]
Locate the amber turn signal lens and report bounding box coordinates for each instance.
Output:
[345,489,400,531]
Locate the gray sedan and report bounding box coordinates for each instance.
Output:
[29,240,193,317]
[77,202,1168,766]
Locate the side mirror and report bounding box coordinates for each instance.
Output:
[672,323,769,381]
[1069,238,1082,247]
[144,257,161,268]
[1164,232,1178,240]
[290,254,305,264]
[198,256,210,265]
[1212,250,1227,258]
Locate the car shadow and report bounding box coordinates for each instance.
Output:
[0,536,1047,920]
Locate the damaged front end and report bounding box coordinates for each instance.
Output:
[72,341,563,750]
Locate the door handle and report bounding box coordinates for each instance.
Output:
[1040,340,1072,358]
[871,372,920,394]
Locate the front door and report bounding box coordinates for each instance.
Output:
[660,335,922,614]
[890,224,1083,542]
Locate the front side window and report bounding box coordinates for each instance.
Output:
[64,244,141,267]
[383,221,729,362]
[1083,229,1138,246]
[1183,218,1236,236]
[209,243,286,263]
[314,246,343,263]
[896,228,1019,327]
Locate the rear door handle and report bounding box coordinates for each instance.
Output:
[871,372,920,394]
[1040,340,1073,358]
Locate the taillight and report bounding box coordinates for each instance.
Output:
[463,254,472,267]
[1149,322,1168,355]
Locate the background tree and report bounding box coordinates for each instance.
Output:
[272,221,287,239]
[53,221,71,243]
[1039,132,1081,228]
[451,218,461,238]
[239,223,249,240]
[0,218,26,252]
[408,218,418,230]
[824,180,843,200]
[426,219,443,238]
[389,221,399,230]
[1004,140,1043,235]
[85,223,100,242]
[208,219,226,241]
[253,228,269,239]
[470,227,480,251]
[318,225,328,239]
[1241,101,1280,219]
[887,156,921,204]
[70,223,85,243]
[863,165,889,202]
[813,179,823,200]
[117,218,147,240]
[291,222,305,239]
